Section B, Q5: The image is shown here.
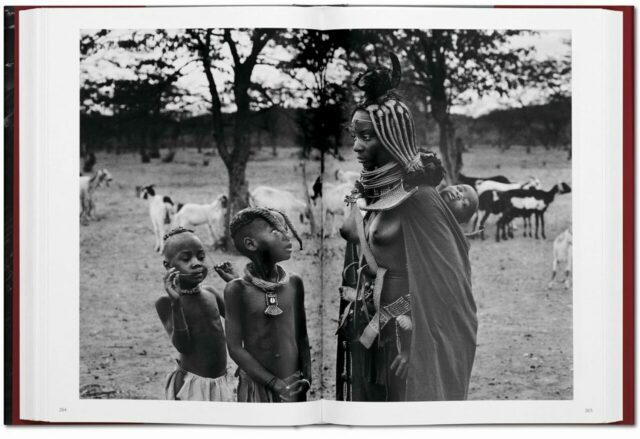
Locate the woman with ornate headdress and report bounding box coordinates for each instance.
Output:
[337,54,478,401]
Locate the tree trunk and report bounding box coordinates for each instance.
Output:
[225,160,250,250]
[195,29,273,248]
[431,99,460,185]
[222,73,252,250]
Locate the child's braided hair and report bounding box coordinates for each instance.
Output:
[230,207,303,250]
[163,226,195,242]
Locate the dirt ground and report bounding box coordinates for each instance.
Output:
[80,144,572,401]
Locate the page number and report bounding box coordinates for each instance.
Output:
[58,407,67,413]
[585,408,593,413]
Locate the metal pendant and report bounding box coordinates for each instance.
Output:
[264,291,283,316]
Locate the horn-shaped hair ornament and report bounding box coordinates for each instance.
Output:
[353,54,445,211]
[354,54,420,172]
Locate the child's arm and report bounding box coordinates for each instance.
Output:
[214,261,239,283]
[202,286,226,319]
[155,269,192,353]
[224,280,287,391]
[292,275,312,384]
[155,298,192,353]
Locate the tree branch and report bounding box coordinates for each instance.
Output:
[223,30,241,67]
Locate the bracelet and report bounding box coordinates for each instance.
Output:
[266,376,278,390]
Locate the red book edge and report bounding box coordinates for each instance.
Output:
[6,4,635,426]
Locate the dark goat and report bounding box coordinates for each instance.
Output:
[496,182,572,242]
[474,190,506,240]
[474,189,528,240]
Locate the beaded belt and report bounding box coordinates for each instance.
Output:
[359,292,411,349]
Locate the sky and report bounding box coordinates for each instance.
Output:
[80,29,571,118]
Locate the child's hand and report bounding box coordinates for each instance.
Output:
[270,378,294,402]
[163,268,181,302]
[214,262,239,283]
[286,379,311,397]
[396,315,413,331]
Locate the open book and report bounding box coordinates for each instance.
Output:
[5,4,634,426]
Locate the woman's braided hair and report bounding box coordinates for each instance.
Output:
[352,53,445,187]
[229,207,303,250]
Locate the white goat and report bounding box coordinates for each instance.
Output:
[335,169,360,185]
[249,185,310,232]
[322,182,353,237]
[79,168,113,224]
[548,227,573,289]
[139,185,176,253]
[475,176,541,195]
[173,194,228,248]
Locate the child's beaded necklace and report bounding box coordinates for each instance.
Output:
[244,262,290,316]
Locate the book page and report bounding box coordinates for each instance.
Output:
[319,5,623,424]
[23,5,325,426]
[17,4,623,426]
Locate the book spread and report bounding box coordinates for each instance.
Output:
[3,3,634,426]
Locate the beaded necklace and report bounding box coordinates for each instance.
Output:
[244,262,290,316]
[172,278,202,296]
[360,162,405,201]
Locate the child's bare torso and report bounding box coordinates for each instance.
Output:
[238,278,301,379]
[157,288,227,378]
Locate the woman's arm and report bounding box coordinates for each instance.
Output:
[292,275,312,383]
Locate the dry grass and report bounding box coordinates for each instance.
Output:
[80,144,572,401]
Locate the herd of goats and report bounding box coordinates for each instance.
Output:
[79,162,573,290]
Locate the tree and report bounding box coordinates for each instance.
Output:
[343,30,569,183]
[187,29,278,248]
[279,29,350,171]
[80,30,197,156]
[400,30,543,184]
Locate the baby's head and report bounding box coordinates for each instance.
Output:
[439,184,478,224]
[162,227,208,286]
[229,207,302,263]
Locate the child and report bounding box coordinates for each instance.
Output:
[155,227,232,401]
[224,207,311,402]
[439,184,479,224]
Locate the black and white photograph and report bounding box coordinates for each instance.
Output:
[79,27,572,403]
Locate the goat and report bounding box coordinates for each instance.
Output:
[495,182,572,242]
[79,168,113,224]
[458,173,510,188]
[473,190,502,240]
[335,169,360,185]
[249,185,311,232]
[474,189,538,240]
[470,177,539,236]
[471,177,541,232]
[139,185,177,253]
[322,181,353,237]
[548,227,572,289]
[173,194,228,248]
